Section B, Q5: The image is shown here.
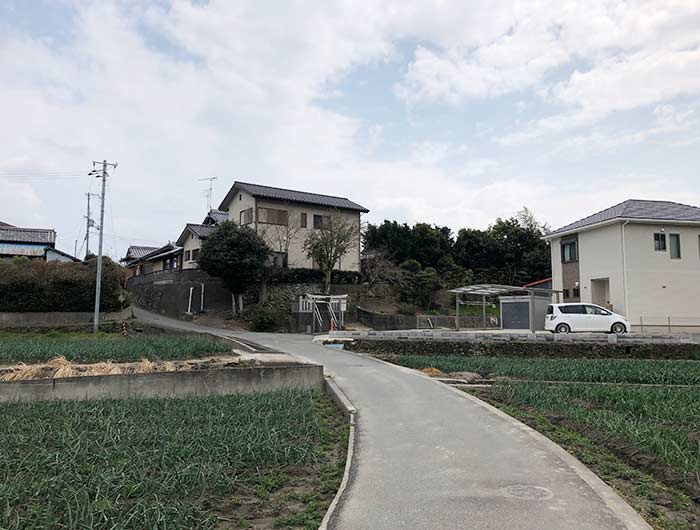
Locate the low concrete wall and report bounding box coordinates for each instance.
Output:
[0,364,324,403]
[0,307,133,329]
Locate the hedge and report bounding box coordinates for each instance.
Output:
[266,267,361,285]
[0,257,126,312]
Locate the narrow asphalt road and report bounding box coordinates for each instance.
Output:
[134,308,650,530]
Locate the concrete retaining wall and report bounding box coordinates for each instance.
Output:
[0,364,324,403]
[0,307,133,329]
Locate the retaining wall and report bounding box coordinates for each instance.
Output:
[0,307,133,329]
[0,364,324,403]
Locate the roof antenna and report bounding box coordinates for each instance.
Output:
[198,176,217,211]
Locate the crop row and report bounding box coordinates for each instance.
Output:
[489,382,700,476]
[0,389,341,529]
[395,355,700,385]
[0,334,228,364]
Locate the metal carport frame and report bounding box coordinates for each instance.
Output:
[449,284,563,332]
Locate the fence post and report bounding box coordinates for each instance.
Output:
[640,315,644,334]
[668,316,671,334]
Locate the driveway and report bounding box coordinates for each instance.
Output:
[134,308,650,530]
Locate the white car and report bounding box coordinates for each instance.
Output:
[545,303,630,334]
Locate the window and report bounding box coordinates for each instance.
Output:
[585,305,610,315]
[269,251,288,268]
[563,288,570,299]
[239,208,253,225]
[573,287,580,298]
[546,305,553,315]
[300,212,307,228]
[561,241,577,263]
[257,207,288,225]
[192,248,200,260]
[654,233,667,251]
[184,250,191,261]
[239,193,242,201]
[313,214,330,229]
[559,304,585,314]
[670,234,681,259]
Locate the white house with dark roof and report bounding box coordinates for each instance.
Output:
[544,199,700,330]
[176,224,216,269]
[217,181,369,271]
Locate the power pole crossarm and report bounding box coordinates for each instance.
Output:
[91,159,117,334]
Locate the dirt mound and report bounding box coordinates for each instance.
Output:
[448,371,482,383]
[420,367,446,377]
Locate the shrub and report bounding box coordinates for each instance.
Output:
[0,258,126,313]
[250,308,280,332]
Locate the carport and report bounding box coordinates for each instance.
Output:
[449,284,562,332]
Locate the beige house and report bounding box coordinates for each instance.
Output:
[545,199,700,330]
[176,224,216,270]
[217,181,369,271]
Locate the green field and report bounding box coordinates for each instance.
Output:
[394,355,700,385]
[0,390,347,529]
[0,332,228,364]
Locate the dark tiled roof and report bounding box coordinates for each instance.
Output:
[0,226,55,244]
[219,181,369,213]
[187,224,216,238]
[0,221,15,227]
[202,209,228,225]
[125,245,158,260]
[550,199,700,236]
[141,243,180,261]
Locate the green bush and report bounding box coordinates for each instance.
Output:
[250,308,279,332]
[0,258,126,313]
[266,267,361,285]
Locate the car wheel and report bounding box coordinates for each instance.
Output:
[611,322,626,334]
[555,323,571,334]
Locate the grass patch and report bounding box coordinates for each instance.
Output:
[393,355,700,385]
[0,332,228,364]
[0,389,347,529]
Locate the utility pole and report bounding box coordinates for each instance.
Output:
[198,176,217,211]
[90,159,117,333]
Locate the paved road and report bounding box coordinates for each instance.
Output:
[134,308,650,530]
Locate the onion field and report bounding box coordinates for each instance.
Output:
[0,333,228,364]
[394,354,700,385]
[0,389,347,529]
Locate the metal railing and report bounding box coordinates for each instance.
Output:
[637,316,700,334]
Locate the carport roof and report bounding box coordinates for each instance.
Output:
[449,283,561,296]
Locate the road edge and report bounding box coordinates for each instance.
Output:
[320,376,357,530]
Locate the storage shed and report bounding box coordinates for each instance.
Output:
[500,295,551,331]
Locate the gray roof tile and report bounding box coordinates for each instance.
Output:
[550,199,700,236]
[0,226,55,244]
[202,209,228,225]
[219,181,369,212]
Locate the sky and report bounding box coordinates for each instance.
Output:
[1,0,699,259]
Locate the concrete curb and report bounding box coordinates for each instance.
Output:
[320,377,357,530]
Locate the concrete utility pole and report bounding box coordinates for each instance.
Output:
[90,159,117,333]
[84,192,98,258]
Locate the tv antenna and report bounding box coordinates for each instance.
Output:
[198,176,217,211]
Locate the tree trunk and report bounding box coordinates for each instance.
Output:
[231,293,236,317]
[259,278,268,303]
[324,269,332,294]
[237,293,244,313]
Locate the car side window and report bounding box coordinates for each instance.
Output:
[586,305,610,316]
[559,305,585,314]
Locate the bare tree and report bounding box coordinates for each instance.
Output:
[361,250,403,295]
[304,214,357,294]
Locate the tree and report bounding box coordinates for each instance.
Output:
[198,221,270,315]
[361,250,403,295]
[303,214,357,294]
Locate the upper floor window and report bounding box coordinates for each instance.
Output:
[257,207,288,226]
[313,214,330,229]
[300,212,307,228]
[561,241,577,263]
[653,232,667,251]
[670,234,681,259]
[239,208,253,225]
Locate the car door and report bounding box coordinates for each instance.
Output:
[584,305,611,332]
[561,304,586,331]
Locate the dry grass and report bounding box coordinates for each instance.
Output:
[0,356,187,382]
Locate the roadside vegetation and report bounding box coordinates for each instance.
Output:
[383,352,700,529]
[0,389,347,529]
[0,332,227,364]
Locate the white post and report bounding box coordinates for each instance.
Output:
[187,287,193,314]
[200,282,205,312]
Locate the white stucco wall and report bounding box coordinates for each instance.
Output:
[623,223,700,326]
[578,223,626,315]
[181,232,202,269]
[550,238,563,298]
